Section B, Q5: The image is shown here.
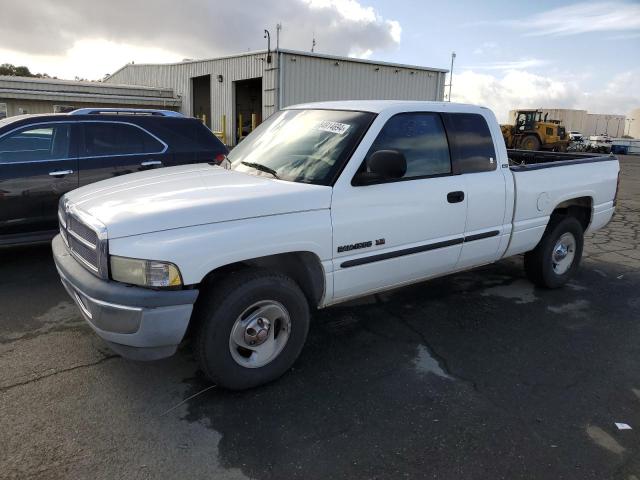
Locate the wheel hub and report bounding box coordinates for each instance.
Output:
[244,317,271,346]
[553,244,569,262]
[551,232,576,275]
[229,300,291,369]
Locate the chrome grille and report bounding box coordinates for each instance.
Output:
[68,216,98,247]
[58,199,108,278]
[67,234,99,272]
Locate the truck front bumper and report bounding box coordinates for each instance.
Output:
[52,235,199,360]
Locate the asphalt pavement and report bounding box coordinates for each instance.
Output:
[1,156,639,480]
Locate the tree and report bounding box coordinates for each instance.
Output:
[0,63,51,78]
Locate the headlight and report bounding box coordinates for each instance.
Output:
[110,256,183,288]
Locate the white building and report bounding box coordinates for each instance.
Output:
[105,49,448,146]
[627,108,640,139]
[508,108,627,137]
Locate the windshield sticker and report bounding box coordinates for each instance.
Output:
[316,120,351,135]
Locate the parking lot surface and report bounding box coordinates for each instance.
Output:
[1,156,639,480]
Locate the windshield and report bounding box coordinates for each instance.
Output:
[229,109,375,185]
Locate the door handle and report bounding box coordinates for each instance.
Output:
[140,160,163,167]
[49,169,74,177]
[447,191,465,203]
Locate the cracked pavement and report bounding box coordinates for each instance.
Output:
[1,155,639,479]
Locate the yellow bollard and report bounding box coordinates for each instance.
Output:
[237,113,243,140]
[251,113,257,132]
[212,114,227,145]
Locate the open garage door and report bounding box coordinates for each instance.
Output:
[234,77,262,143]
[192,74,211,128]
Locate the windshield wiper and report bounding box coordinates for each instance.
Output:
[240,161,279,179]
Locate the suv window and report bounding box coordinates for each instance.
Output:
[0,123,71,163]
[82,122,164,157]
[362,112,451,180]
[443,113,496,174]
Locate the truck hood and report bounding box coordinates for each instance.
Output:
[65,164,332,239]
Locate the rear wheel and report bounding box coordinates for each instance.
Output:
[521,135,541,151]
[524,216,584,288]
[194,269,310,390]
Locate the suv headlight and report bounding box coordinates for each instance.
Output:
[110,256,183,288]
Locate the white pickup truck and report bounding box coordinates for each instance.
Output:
[53,101,620,389]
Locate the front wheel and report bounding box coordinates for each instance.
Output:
[521,135,541,151]
[524,216,584,288]
[194,269,310,390]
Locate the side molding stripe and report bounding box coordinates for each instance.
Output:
[463,230,500,242]
[339,230,500,268]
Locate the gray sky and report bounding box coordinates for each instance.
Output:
[2,0,639,121]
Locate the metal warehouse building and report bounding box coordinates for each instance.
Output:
[105,49,448,145]
[0,76,180,119]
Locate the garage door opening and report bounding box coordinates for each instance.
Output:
[234,77,262,143]
[192,75,211,128]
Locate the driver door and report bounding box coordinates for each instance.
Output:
[330,112,468,301]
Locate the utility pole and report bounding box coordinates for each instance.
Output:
[264,29,271,63]
[311,33,316,53]
[445,51,456,102]
[276,23,282,51]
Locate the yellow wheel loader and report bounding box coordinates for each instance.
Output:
[501,110,570,151]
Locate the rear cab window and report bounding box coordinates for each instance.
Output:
[442,113,497,174]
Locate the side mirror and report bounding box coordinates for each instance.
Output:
[353,150,406,185]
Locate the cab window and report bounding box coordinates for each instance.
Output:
[360,112,451,181]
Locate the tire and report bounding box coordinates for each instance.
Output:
[524,216,584,288]
[194,269,310,390]
[521,135,541,151]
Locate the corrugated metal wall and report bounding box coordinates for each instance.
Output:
[107,53,275,145]
[279,52,445,106]
[0,76,175,99]
[106,51,446,146]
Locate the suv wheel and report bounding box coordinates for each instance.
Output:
[524,216,584,288]
[194,269,310,390]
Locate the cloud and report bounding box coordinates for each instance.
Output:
[1,0,401,77]
[472,41,497,55]
[452,68,640,123]
[502,1,640,37]
[461,58,550,70]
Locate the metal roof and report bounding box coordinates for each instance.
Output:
[106,48,448,79]
[0,75,181,107]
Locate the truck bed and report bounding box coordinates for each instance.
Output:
[507,149,615,171]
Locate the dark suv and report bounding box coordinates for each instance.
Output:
[0,108,228,246]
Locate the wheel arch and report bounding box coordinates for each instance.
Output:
[551,196,593,231]
[198,251,326,308]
